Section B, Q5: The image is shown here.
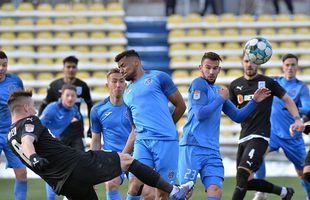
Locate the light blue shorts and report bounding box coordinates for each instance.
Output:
[0,134,26,168]
[178,145,224,190]
[131,139,179,184]
[269,133,306,171]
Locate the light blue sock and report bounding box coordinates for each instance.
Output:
[106,190,122,200]
[45,183,56,200]
[14,179,27,200]
[255,158,266,179]
[301,179,310,198]
[207,197,220,200]
[126,193,141,200]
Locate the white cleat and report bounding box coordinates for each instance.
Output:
[253,192,267,200]
[170,181,194,200]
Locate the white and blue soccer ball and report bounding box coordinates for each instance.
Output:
[244,37,272,65]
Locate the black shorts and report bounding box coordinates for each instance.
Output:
[60,150,122,200]
[305,150,310,166]
[236,138,268,172]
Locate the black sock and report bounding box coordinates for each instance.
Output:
[128,159,173,194]
[304,172,310,182]
[248,179,279,194]
[232,168,250,200]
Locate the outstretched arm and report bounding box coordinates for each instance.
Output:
[21,135,36,158]
[122,125,136,154]
[282,94,305,132]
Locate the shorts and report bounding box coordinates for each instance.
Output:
[132,139,178,184]
[59,150,122,199]
[0,134,25,168]
[178,145,224,190]
[269,134,306,170]
[237,138,268,172]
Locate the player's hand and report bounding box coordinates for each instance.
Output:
[218,87,229,100]
[253,88,271,102]
[289,119,305,136]
[29,153,49,171]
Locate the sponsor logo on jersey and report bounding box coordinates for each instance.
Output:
[237,94,244,104]
[25,124,34,132]
[236,86,243,90]
[193,90,201,100]
[144,78,152,86]
[258,81,266,89]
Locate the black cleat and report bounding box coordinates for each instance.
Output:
[282,187,294,200]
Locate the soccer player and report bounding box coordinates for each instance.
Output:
[40,84,83,200]
[0,50,27,200]
[38,55,93,138]
[229,52,305,200]
[253,54,310,200]
[302,111,310,200]
[7,90,194,200]
[90,68,133,200]
[178,52,271,200]
[115,50,187,200]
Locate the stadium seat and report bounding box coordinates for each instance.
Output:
[169,43,186,54]
[55,4,70,12]
[185,13,202,23]
[300,54,310,60]
[260,28,276,35]
[79,57,89,63]
[107,31,124,38]
[218,69,225,77]
[72,3,87,11]
[220,13,236,22]
[190,70,201,77]
[257,14,273,22]
[177,85,189,93]
[37,4,53,11]
[18,18,34,26]
[93,86,109,93]
[0,45,16,51]
[55,32,71,39]
[303,68,310,75]
[74,46,89,53]
[223,42,241,49]
[18,45,34,52]
[18,72,34,80]
[73,17,88,24]
[37,32,53,39]
[38,87,48,95]
[296,28,310,35]
[37,58,54,65]
[203,15,219,23]
[189,55,202,63]
[225,56,241,62]
[89,17,105,25]
[269,54,280,61]
[170,56,187,66]
[239,14,254,22]
[106,2,123,11]
[107,17,124,25]
[221,116,233,125]
[37,17,53,26]
[91,46,107,53]
[240,29,257,36]
[293,14,309,21]
[37,46,54,53]
[55,72,64,79]
[1,18,15,26]
[298,41,310,48]
[226,69,243,76]
[278,28,294,35]
[1,33,15,40]
[55,45,71,52]
[265,68,282,76]
[206,42,222,50]
[89,3,105,11]
[93,71,107,79]
[172,70,189,79]
[109,45,125,52]
[18,3,34,11]
[17,32,34,39]
[1,3,15,12]
[92,58,108,64]
[169,30,186,38]
[76,71,90,79]
[72,32,88,39]
[223,29,239,36]
[275,14,291,22]
[168,14,184,24]
[37,72,54,80]
[188,43,204,50]
[187,29,204,37]
[279,41,296,49]
[54,18,71,25]
[205,29,221,36]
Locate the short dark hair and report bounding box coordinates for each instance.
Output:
[107,68,121,79]
[0,50,8,59]
[63,56,79,65]
[8,90,32,113]
[201,52,222,64]
[282,53,298,63]
[61,84,76,94]
[114,49,140,62]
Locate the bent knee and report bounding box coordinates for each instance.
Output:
[14,168,27,181]
[128,177,144,195]
[207,185,222,198]
[105,179,121,192]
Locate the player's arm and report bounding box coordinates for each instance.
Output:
[168,90,186,123]
[89,106,102,150]
[90,132,101,151]
[21,135,36,158]
[83,84,93,136]
[122,125,136,154]
[298,85,310,115]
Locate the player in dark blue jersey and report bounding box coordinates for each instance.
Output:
[230,53,305,200]
[178,52,270,200]
[254,54,310,200]
[115,50,187,200]
[40,84,83,200]
[0,50,27,200]
[90,68,133,200]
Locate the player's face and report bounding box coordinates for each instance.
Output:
[0,58,8,81]
[118,57,137,81]
[199,58,221,83]
[242,55,259,78]
[282,57,298,80]
[107,72,126,98]
[61,89,77,109]
[63,62,78,80]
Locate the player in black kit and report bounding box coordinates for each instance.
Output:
[7,90,194,200]
[229,53,305,200]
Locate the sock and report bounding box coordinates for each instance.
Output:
[126,193,141,200]
[207,197,220,200]
[46,183,56,200]
[248,179,277,194]
[128,159,173,194]
[106,190,122,200]
[14,179,27,200]
[232,168,250,200]
[301,179,310,198]
[280,187,288,198]
[255,159,266,179]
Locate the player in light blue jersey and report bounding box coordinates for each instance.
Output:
[254,54,310,200]
[178,52,270,200]
[0,51,27,200]
[90,68,133,200]
[115,50,187,200]
[40,84,82,200]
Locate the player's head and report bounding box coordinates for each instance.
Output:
[106,68,126,98]
[242,51,259,79]
[0,50,8,81]
[198,52,222,83]
[115,49,141,81]
[8,90,36,116]
[60,84,77,109]
[63,56,78,81]
[282,53,298,80]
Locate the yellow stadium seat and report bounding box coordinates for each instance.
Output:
[221,13,236,22]
[54,18,71,25]
[189,55,201,62]
[37,4,53,11]
[170,56,187,65]
[18,72,34,80]
[18,18,34,26]
[74,46,89,53]
[218,69,225,77]
[55,32,71,39]
[55,45,71,52]
[92,58,107,63]
[187,29,204,37]
[271,42,279,49]
[169,30,186,38]
[93,71,107,79]
[293,14,309,21]
[203,15,219,23]
[37,32,53,39]
[72,32,88,39]
[257,14,273,22]
[169,43,186,53]
[279,41,296,49]
[173,70,189,79]
[37,58,54,65]
[9,58,16,65]
[18,45,34,52]
[296,28,310,35]
[176,117,187,133]
[223,29,239,36]
[1,33,15,40]
[221,116,233,125]
[188,43,204,50]
[17,32,34,39]
[178,85,188,93]
[300,54,310,60]
[302,68,310,75]
[278,28,294,35]
[269,54,279,61]
[240,29,257,36]
[37,72,54,80]
[76,71,90,79]
[260,28,276,35]
[107,17,123,25]
[92,46,107,53]
[37,46,53,52]
[185,13,202,23]
[73,17,88,24]
[55,72,64,79]
[190,70,201,77]
[0,45,15,51]
[1,3,15,11]
[37,87,47,95]
[168,14,184,24]
[226,69,243,76]
[275,14,291,21]
[205,29,220,36]
[1,18,15,26]
[93,86,108,93]
[109,45,125,52]
[298,41,310,48]
[223,42,241,49]
[72,3,87,11]
[239,14,254,22]
[89,17,105,25]
[55,4,70,12]
[265,68,282,76]
[79,57,89,63]
[107,2,123,11]
[37,17,53,26]
[225,55,241,62]
[107,31,124,38]
[18,3,34,11]
[89,3,105,11]
[206,42,222,50]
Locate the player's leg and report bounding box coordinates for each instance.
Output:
[105,174,123,200]
[141,185,156,200]
[45,183,56,200]
[302,151,310,200]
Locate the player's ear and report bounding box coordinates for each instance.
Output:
[198,65,202,71]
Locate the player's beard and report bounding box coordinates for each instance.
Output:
[245,67,257,78]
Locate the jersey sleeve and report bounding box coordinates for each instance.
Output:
[299,84,310,115]
[21,116,43,141]
[269,78,286,99]
[90,107,102,134]
[73,105,82,120]
[16,76,24,90]
[158,72,177,97]
[39,104,54,127]
[223,99,257,123]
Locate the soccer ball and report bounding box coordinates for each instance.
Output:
[244,37,272,65]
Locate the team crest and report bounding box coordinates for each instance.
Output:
[144,78,152,86]
[25,124,34,133]
[168,171,175,180]
[237,94,244,104]
[193,90,201,100]
[258,81,266,89]
[76,86,82,95]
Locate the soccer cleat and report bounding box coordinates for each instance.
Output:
[282,187,294,200]
[170,181,194,200]
[252,192,267,200]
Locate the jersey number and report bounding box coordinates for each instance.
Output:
[248,148,255,159]
[184,169,197,180]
